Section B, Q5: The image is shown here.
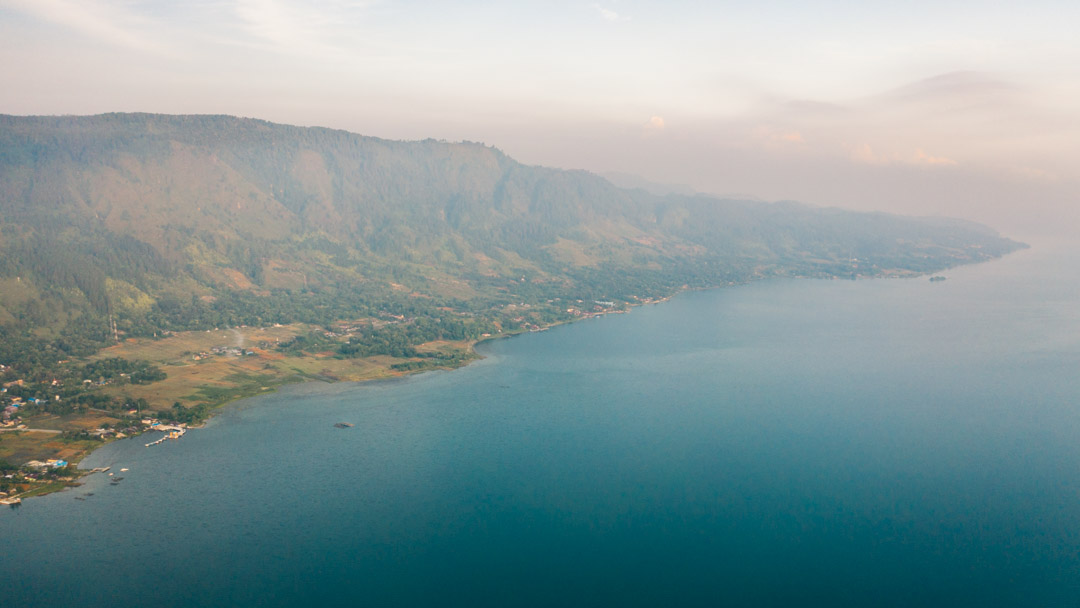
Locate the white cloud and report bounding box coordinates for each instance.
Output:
[225,0,384,62]
[1,0,175,55]
[233,0,338,55]
[850,143,884,165]
[592,4,627,22]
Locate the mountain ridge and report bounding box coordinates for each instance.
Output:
[0,112,1027,466]
[0,112,1024,350]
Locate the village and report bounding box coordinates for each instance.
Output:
[1,416,191,506]
[0,299,639,506]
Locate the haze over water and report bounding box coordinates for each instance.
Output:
[4,242,1079,606]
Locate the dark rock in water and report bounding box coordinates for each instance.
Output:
[929,275,947,282]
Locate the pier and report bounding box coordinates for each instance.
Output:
[145,426,187,447]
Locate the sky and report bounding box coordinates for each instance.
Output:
[1,0,1078,237]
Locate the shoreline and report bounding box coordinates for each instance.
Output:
[5,252,1025,504]
[7,296,658,502]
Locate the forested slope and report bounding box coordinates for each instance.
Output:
[0,113,1024,365]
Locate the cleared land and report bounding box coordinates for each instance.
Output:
[0,431,102,465]
[1,324,476,467]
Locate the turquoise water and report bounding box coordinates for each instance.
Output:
[4,242,1080,606]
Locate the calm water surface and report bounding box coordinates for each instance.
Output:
[3,242,1080,607]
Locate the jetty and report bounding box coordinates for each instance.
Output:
[145,426,187,447]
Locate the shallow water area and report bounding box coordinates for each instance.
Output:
[4,241,1080,607]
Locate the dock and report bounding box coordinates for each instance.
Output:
[145,427,186,447]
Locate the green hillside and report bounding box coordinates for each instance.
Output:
[0,113,1023,380]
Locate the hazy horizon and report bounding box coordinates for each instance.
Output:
[2,0,1077,238]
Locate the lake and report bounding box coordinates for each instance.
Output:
[3,241,1079,607]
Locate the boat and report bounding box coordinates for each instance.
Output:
[334,422,354,428]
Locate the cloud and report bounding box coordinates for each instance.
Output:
[750,126,805,147]
[885,71,1020,106]
[233,0,334,53]
[230,0,379,60]
[2,0,174,55]
[851,143,884,165]
[851,144,957,167]
[592,4,627,22]
[911,149,958,166]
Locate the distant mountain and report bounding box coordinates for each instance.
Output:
[0,113,1024,352]
[600,172,698,196]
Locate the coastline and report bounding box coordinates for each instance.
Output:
[5,239,1073,608]
[3,250,1025,503]
[3,293,664,503]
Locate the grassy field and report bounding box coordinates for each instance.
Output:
[94,325,442,406]
[16,412,123,432]
[95,326,478,407]
[2,324,479,470]
[0,431,103,465]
